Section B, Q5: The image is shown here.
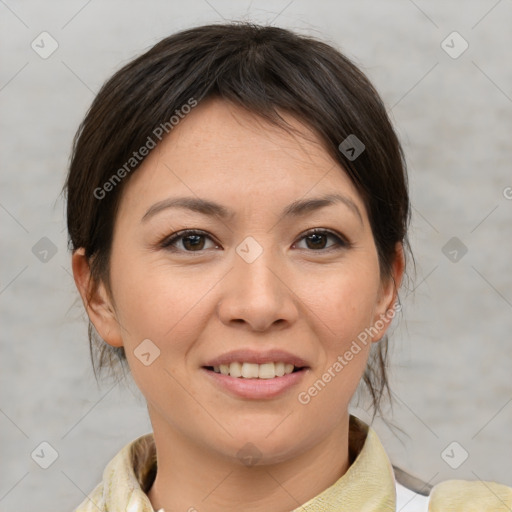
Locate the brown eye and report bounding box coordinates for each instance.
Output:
[181,234,206,251]
[161,230,218,252]
[294,229,349,251]
[305,232,328,250]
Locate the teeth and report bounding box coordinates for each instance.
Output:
[275,362,285,377]
[211,362,298,378]
[242,362,259,378]
[229,361,242,378]
[258,362,275,379]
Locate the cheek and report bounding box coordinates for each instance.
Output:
[109,254,223,357]
[299,261,380,394]
[110,264,212,409]
[293,272,378,423]
[305,263,380,347]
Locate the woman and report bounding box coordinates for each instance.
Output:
[65,22,512,511]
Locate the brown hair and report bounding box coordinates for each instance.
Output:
[64,22,412,420]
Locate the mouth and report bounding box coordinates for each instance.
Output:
[201,349,310,399]
[201,359,309,399]
[203,361,307,379]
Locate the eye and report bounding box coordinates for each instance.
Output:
[160,229,220,252]
[293,228,349,251]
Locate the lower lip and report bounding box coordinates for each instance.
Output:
[201,368,308,399]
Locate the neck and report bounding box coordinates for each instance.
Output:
[147,413,351,512]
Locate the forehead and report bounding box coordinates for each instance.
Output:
[118,98,365,219]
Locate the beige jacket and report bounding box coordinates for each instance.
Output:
[74,415,512,511]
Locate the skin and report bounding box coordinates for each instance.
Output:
[73,98,404,512]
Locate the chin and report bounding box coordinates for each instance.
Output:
[214,426,314,467]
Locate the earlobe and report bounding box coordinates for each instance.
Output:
[71,248,124,348]
[371,243,406,342]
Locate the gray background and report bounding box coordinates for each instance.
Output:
[1,1,511,510]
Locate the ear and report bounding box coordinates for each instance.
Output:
[370,242,405,342]
[71,248,124,348]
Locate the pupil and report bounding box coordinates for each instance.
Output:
[184,235,204,250]
[307,233,326,249]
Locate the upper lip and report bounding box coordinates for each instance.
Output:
[203,349,309,368]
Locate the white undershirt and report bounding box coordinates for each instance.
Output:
[396,481,430,511]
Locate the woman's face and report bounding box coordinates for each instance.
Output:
[79,99,401,464]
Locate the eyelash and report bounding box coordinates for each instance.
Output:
[294,229,352,251]
[159,228,351,253]
[160,229,215,252]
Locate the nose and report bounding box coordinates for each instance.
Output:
[216,244,299,332]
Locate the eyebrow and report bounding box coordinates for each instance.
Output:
[142,193,363,224]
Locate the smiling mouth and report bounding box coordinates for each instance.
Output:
[203,362,307,379]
